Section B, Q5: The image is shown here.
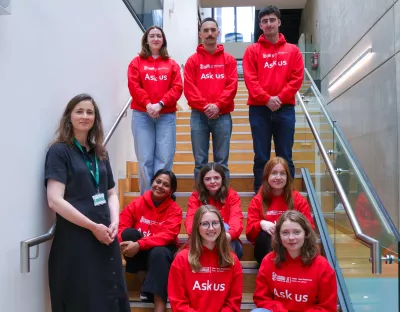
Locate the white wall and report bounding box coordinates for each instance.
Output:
[0,0,142,310]
[163,0,199,110]
[299,0,319,45]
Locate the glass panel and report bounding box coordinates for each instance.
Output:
[213,7,255,42]
[299,72,399,311]
[213,7,235,43]
[126,0,163,29]
[236,7,255,43]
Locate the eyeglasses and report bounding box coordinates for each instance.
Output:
[199,221,221,229]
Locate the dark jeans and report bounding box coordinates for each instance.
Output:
[254,231,273,264]
[121,228,177,303]
[249,105,295,193]
[190,110,232,183]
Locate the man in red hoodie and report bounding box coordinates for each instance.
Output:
[184,17,238,182]
[243,6,304,193]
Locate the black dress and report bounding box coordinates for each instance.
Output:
[45,143,130,312]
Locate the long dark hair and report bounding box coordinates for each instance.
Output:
[261,157,293,214]
[272,210,318,267]
[53,93,106,159]
[188,205,234,272]
[196,163,229,203]
[139,26,169,59]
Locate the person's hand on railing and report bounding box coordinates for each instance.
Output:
[91,223,113,245]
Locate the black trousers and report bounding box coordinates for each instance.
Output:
[254,231,273,264]
[121,228,177,303]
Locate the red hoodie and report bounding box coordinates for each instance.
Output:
[168,247,243,312]
[184,44,238,114]
[253,252,337,312]
[185,188,244,240]
[127,56,183,113]
[118,191,182,250]
[243,34,304,105]
[355,192,382,238]
[246,191,314,244]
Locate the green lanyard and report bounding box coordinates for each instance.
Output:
[74,138,99,190]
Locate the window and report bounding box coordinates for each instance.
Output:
[213,6,255,43]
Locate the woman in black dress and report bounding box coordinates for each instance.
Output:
[45,93,130,312]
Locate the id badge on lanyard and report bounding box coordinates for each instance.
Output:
[74,139,106,206]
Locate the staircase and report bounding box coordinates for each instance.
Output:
[118,80,398,311]
[119,80,316,311]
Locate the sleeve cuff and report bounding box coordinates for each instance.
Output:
[228,229,236,240]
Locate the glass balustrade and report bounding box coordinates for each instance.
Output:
[299,71,399,311]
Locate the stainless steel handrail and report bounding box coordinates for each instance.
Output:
[20,97,133,273]
[303,68,392,236]
[103,97,132,146]
[296,92,382,274]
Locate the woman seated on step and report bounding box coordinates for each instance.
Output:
[168,205,243,312]
[185,162,244,259]
[251,210,337,312]
[118,169,182,312]
[246,157,314,264]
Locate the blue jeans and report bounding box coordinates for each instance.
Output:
[131,110,176,194]
[190,110,232,182]
[249,105,295,193]
[251,309,271,312]
[224,223,243,259]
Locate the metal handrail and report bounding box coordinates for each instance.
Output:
[20,97,133,273]
[296,92,382,274]
[304,67,395,238]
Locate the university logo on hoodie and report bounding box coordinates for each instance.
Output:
[272,271,313,303]
[143,65,169,82]
[199,63,225,80]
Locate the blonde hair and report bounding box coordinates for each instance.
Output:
[188,205,234,272]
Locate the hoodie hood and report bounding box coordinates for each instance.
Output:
[257,33,287,47]
[196,44,225,55]
[143,190,174,214]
